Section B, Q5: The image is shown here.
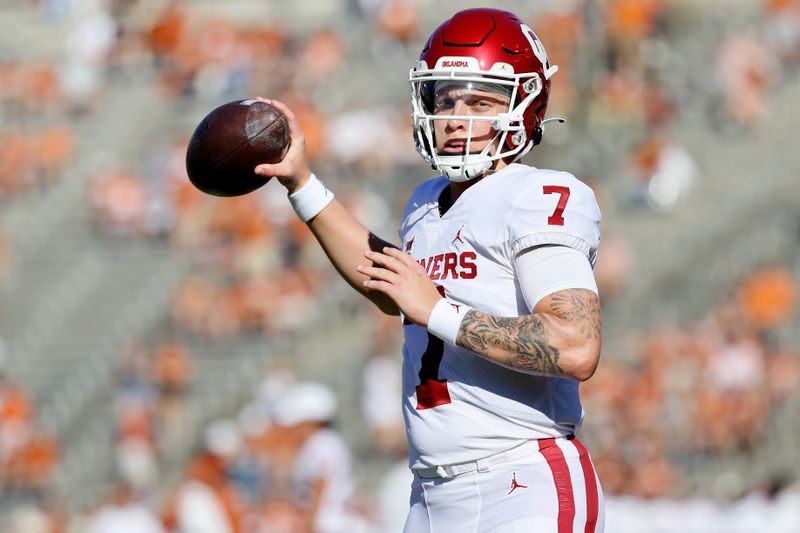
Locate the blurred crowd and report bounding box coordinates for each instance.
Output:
[1,0,800,531]
[0,343,59,503]
[582,264,799,500]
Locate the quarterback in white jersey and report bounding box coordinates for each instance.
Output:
[399,165,600,469]
[253,8,604,533]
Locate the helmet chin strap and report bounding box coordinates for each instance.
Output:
[437,154,492,182]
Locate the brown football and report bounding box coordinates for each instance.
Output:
[185,99,290,197]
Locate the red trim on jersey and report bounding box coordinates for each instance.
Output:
[539,438,575,533]
[569,436,599,533]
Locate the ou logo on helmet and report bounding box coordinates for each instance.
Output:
[520,24,549,68]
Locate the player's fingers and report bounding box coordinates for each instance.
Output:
[356,264,399,283]
[382,246,418,267]
[253,133,304,172]
[364,250,406,273]
[363,279,396,297]
[254,96,294,120]
[257,98,303,139]
[254,161,291,178]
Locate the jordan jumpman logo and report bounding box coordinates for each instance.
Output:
[451,225,465,245]
[508,472,528,494]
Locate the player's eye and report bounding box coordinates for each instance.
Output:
[468,99,494,113]
[433,98,455,114]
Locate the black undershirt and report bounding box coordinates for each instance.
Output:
[437,183,453,217]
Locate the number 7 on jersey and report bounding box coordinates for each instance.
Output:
[543,185,570,226]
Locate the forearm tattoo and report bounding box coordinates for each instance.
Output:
[456,289,601,377]
[458,311,564,375]
[547,290,602,340]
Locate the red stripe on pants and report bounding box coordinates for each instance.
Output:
[569,436,599,533]
[539,438,575,533]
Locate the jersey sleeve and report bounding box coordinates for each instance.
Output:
[507,171,601,266]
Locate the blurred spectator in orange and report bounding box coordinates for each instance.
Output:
[375,0,420,48]
[642,81,677,130]
[162,422,244,533]
[603,0,667,66]
[192,18,253,100]
[592,64,647,118]
[35,126,75,185]
[89,168,149,237]
[706,305,765,394]
[171,276,220,336]
[765,349,800,405]
[294,30,345,89]
[716,32,777,129]
[278,93,328,164]
[0,378,34,462]
[737,264,796,332]
[259,269,318,333]
[147,0,188,68]
[0,131,34,198]
[23,62,60,116]
[5,427,59,495]
[627,435,679,498]
[593,233,633,303]
[151,340,194,460]
[151,341,193,395]
[623,131,697,211]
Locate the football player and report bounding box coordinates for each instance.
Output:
[255,8,604,532]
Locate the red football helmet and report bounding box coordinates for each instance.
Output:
[409,8,558,181]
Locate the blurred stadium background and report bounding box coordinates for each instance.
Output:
[1,0,799,531]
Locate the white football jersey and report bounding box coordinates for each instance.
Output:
[398,163,601,469]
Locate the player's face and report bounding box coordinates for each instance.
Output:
[431,83,511,156]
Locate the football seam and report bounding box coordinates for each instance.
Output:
[202,117,287,177]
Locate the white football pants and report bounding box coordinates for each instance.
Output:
[403,436,604,533]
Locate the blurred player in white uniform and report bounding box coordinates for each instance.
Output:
[254,8,604,533]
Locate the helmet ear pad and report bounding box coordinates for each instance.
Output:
[530,101,548,147]
[527,86,550,142]
[504,95,549,152]
[532,127,543,146]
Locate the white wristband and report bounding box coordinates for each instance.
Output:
[288,173,334,222]
[427,298,472,345]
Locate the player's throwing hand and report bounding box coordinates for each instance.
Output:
[253,97,312,193]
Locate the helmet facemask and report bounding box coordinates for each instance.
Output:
[410,66,544,182]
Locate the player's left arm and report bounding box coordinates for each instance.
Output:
[360,246,601,382]
[456,288,601,382]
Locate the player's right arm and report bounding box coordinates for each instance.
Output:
[253,98,400,316]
